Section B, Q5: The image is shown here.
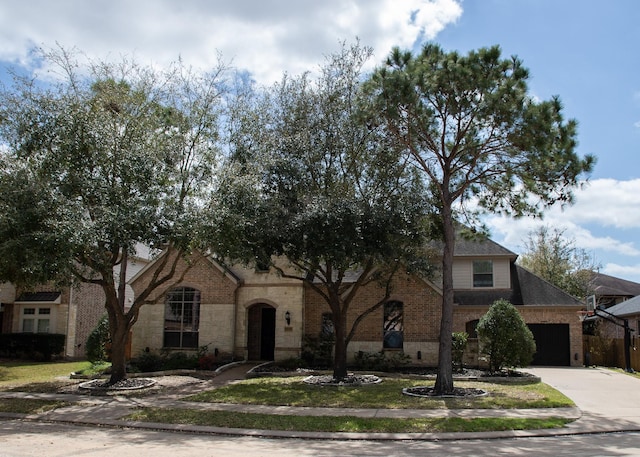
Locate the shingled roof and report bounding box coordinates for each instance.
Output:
[602,295,640,317]
[453,234,517,257]
[454,264,583,307]
[589,272,640,298]
[15,291,61,302]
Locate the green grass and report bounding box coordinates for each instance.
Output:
[0,360,93,391]
[187,376,574,409]
[0,398,71,414]
[126,408,571,433]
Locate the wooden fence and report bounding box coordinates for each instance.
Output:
[583,335,640,371]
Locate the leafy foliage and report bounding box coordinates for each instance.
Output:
[0,333,65,361]
[85,315,110,363]
[452,331,469,372]
[0,47,230,383]
[519,226,598,299]
[477,299,536,373]
[215,42,435,380]
[365,43,594,394]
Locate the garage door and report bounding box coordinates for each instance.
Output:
[527,323,570,366]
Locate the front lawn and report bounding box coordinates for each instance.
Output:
[0,398,71,414]
[0,360,92,391]
[126,408,571,433]
[187,376,574,409]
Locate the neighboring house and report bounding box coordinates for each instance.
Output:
[0,254,149,359]
[592,295,640,340]
[588,272,640,308]
[130,234,585,367]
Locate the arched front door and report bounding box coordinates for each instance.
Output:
[247,303,276,360]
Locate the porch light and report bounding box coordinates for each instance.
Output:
[285,311,291,326]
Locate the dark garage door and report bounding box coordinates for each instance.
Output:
[528,323,570,366]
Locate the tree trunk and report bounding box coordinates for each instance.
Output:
[103,278,131,385]
[109,321,129,385]
[434,199,455,395]
[333,315,349,381]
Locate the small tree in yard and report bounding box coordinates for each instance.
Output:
[451,331,468,372]
[477,299,536,373]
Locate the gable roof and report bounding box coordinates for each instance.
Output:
[454,264,582,307]
[589,272,640,298]
[128,249,240,286]
[453,234,517,258]
[602,295,640,317]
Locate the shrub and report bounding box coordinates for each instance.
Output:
[85,315,110,363]
[301,334,334,368]
[197,354,218,370]
[129,350,199,372]
[0,333,65,361]
[130,350,165,373]
[477,299,536,373]
[452,331,469,372]
[352,350,411,371]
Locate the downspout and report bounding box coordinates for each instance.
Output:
[232,280,243,361]
[66,285,74,359]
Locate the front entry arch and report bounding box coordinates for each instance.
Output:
[247,303,276,361]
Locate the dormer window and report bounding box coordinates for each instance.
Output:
[473,260,493,287]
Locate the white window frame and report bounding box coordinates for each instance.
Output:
[20,306,54,333]
[473,260,494,288]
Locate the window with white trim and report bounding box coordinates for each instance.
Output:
[164,287,200,348]
[473,260,494,287]
[21,307,52,333]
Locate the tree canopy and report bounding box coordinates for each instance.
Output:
[0,48,230,383]
[519,226,598,299]
[365,43,595,394]
[215,43,435,380]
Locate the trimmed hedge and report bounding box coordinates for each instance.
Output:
[0,333,66,361]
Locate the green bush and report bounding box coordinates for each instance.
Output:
[352,350,411,371]
[301,334,334,368]
[130,351,165,373]
[85,315,110,363]
[0,333,65,361]
[452,331,469,372]
[129,350,199,372]
[477,299,536,373]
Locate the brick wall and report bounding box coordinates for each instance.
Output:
[454,305,584,367]
[130,250,238,356]
[68,282,106,358]
[304,271,443,365]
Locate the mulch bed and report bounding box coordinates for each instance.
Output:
[79,378,156,391]
[403,386,488,398]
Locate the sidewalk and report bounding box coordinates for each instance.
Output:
[1,365,638,441]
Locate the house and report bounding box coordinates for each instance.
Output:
[129,233,585,367]
[588,272,640,308]
[0,254,150,359]
[591,295,640,339]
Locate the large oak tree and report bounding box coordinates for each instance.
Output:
[0,48,229,383]
[365,44,595,394]
[215,43,434,381]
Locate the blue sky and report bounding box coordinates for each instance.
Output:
[0,0,638,282]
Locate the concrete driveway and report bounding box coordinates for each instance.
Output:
[526,366,640,433]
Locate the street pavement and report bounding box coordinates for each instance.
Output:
[1,364,639,441]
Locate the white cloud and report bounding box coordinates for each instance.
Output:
[567,179,640,229]
[603,263,640,284]
[0,0,462,85]
[482,177,640,282]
